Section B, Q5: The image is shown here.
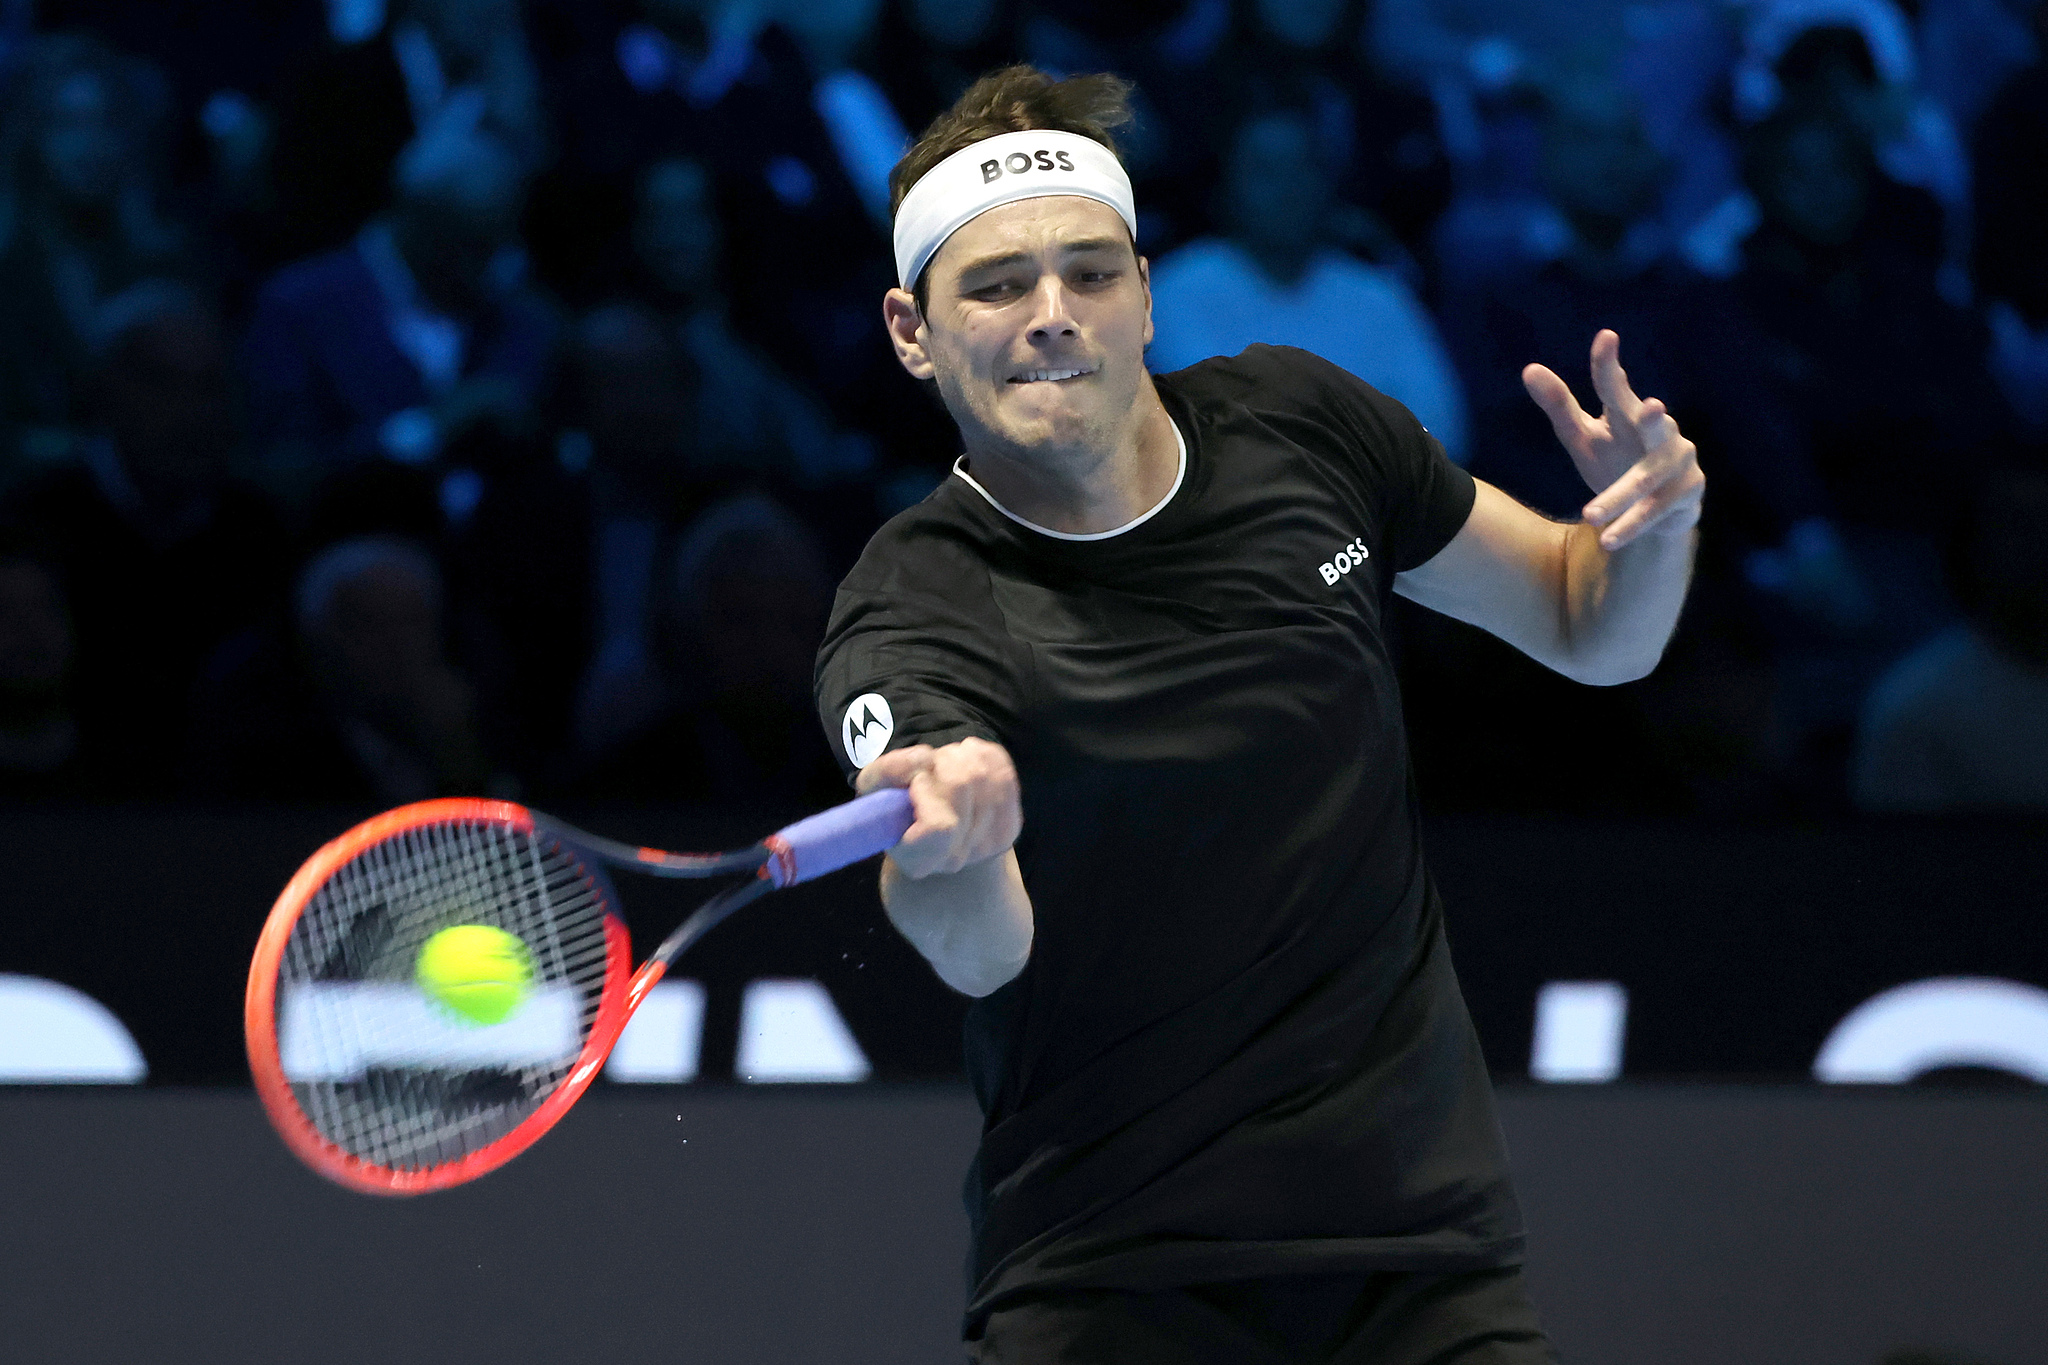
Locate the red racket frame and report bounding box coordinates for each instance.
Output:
[244,798,643,1196]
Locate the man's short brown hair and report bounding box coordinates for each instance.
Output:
[890,65,1135,312]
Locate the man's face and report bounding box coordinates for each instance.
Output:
[1223,114,1329,262]
[308,564,444,715]
[635,159,721,301]
[1762,120,1868,249]
[898,197,1152,466]
[1541,110,1665,230]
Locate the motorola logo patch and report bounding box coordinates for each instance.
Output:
[842,693,895,768]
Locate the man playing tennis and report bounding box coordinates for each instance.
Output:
[816,67,1703,1363]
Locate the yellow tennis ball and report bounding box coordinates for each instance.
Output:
[416,925,534,1026]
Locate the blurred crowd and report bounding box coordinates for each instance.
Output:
[0,0,2042,816]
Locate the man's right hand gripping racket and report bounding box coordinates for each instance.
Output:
[244,789,913,1195]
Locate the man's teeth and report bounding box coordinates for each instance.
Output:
[1019,368,1088,382]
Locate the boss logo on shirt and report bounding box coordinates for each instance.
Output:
[980,148,1077,183]
[842,692,895,768]
[1318,537,1371,586]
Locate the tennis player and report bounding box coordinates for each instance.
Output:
[815,67,1702,1363]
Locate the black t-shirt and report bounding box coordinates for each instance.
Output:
[814,345,1523,1328]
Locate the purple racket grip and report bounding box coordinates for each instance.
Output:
[760,787,916,888]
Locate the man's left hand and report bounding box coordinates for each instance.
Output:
[1521,329,1705,551]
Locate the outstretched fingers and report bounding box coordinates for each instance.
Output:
[1584,432,1704,548]
[1632,395,1679,451]
[1596,479,1700,547]
[1587,329,1645,428]
[1522,362,1595,453]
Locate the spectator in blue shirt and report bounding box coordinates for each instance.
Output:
[244,124,556,478]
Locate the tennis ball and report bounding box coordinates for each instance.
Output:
[416,924,534,1026]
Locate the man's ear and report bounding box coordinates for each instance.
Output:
[882,288,936,381]
[1137,254,1153,349]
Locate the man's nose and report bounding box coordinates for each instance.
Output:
[1025,277,1079,341]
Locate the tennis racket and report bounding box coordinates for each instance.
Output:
[244,788,913,1196]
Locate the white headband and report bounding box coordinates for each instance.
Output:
[891,130,1137,290]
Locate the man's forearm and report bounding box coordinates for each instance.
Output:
[879,849,1034,997]
[1561,522,1696,685]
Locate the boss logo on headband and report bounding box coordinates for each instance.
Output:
[981,148,1077,183]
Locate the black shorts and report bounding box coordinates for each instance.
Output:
[966,1265,1557,1364]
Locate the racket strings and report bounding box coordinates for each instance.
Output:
[276,818,612,1172]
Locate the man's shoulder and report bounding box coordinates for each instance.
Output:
[839,473,1002,599]
[822,476,1021,668]
[1160,343,1402,428]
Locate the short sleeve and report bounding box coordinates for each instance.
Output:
[1374,405,1475,571]
[1307,352,1474,572]
[1212,345,1476,572]
[814,581,1014,785]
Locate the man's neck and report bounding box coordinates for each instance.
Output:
[959,382,1179,536]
